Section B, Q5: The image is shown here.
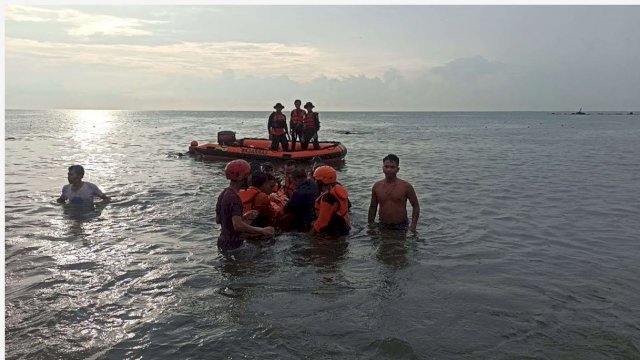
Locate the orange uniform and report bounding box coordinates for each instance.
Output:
[313,184,350,236]
[239,186,276,226]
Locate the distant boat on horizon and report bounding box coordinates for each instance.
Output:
[571,107,588,115]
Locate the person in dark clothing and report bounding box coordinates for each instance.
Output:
[281,167,319,232]
[268,102,289,151]
[301,102,320,150]
[216,159,275,253]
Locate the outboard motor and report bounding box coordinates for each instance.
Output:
[217,131,236,145]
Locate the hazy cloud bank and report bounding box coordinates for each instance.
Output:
[6,5,639,111]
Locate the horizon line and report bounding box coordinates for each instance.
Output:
[5,108,639,113]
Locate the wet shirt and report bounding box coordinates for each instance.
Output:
[60,182,104,205]
[215,188,243,250]
[284,179,319,231]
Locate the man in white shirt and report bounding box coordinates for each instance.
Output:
[57,165,111,205]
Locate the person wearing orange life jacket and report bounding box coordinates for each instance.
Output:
[239,171,277,228]
[301,102,320,151]
[290,99,306,151]
[267,103,290,151]
[311,165,351,237]
[281,160,297,198]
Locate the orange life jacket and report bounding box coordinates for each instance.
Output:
[303,112,318,130]
[239,186,260,213]
[269,192,288,217]
[314,184,350,224]
[290,109,306,127]
[270,112,287,136]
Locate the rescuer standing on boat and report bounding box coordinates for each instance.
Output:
[290,99,306,151]
[301,102,320,150]
[268,103,290,152]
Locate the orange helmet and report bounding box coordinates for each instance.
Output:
[313,165,337,185]
[225,159,251,181]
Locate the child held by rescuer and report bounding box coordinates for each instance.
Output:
[239,171,279,228]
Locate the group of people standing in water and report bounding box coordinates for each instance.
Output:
[214,154,420,256]
[56,157,420,259]
[267,100,320,152]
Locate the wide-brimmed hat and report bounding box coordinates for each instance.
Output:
[304,102,315,109]
[273,103,285,109]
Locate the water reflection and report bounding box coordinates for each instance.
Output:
[64,110,120,184]
[217,243,265,276]
[59,202,107,239]
[71,110,114,143]
[62,203,105,220]
[308,237,349,271]
[289,235,349,271]
[368,224,409,269]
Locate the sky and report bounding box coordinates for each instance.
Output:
[4,4,640,111]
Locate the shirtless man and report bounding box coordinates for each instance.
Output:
[368,154,420,232]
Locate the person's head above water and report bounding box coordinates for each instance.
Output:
[67,165,85,184]
[261,161,275,174]
[284,160,296,173]
[292,167,308,183]
[225,159,251,182]
[313,165,337,186]
[68,165,85,177]
[382,154,400,180]
[383,154,399,166]
[249,171,275,194]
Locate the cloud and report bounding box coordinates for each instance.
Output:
[4,40,524,110]
[5,5,164,37]
[14,40,626,111]
[6,37,316,76]
[431,55,508,83]
[5,37,409,82]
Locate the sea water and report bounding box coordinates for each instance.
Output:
[4,110,640,359]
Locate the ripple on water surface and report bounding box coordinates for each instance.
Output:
[4,110,640,359]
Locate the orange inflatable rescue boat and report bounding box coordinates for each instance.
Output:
[188,131,347,163]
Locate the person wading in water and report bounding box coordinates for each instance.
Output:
[368,154,420,233]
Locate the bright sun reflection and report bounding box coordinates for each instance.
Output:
[68,110,118,177]
[72,110,114,143]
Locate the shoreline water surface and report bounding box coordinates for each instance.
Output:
[5,110,640,359]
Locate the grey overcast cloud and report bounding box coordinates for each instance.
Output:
[5,5,640,111]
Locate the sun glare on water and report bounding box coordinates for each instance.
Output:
[72,110,114,142]
[67,110,118,176]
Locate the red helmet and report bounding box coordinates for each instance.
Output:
[225,159,251,181]
[313,165,336,185]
